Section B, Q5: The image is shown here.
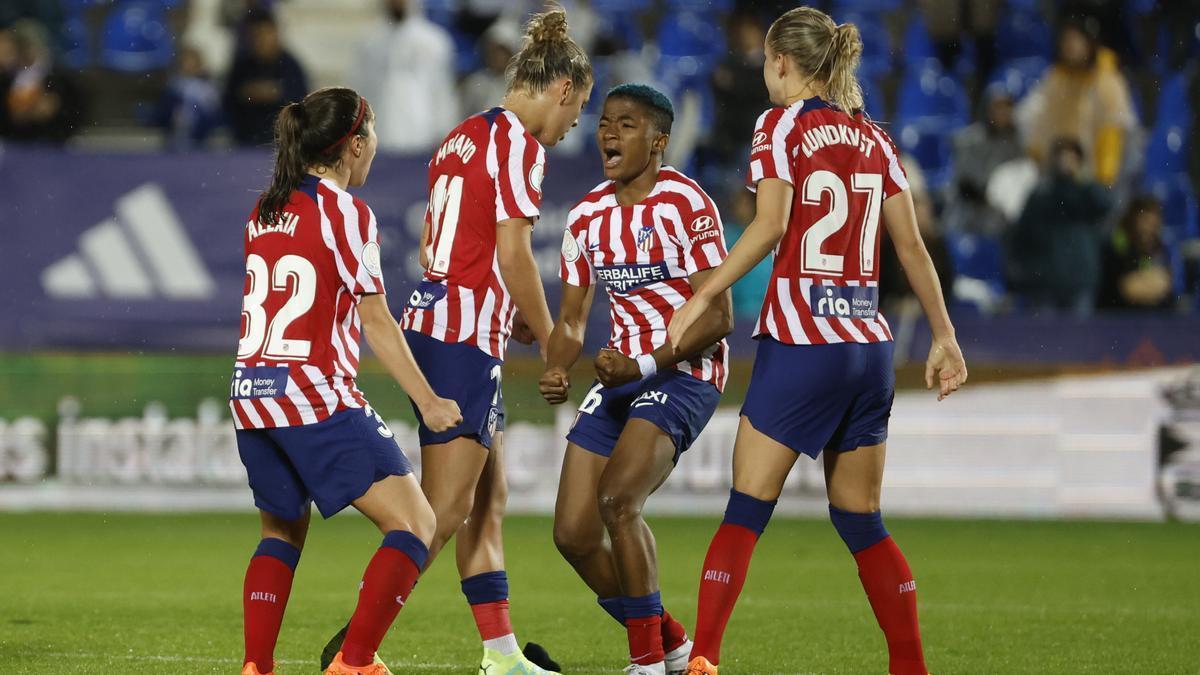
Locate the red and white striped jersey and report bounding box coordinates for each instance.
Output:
[230,175,384,430]
[747,97,909,345]
[400,107,546,360]
[561,167,729,391]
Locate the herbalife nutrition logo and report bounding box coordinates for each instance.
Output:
[41,183,215,300]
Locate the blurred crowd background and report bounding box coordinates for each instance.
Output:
[2,0,1199,319]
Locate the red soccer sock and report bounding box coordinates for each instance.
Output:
[242,539,300,673]
[853,536,926,675]
[341,532,427,667]
[470,599,515,641]
[691,522,760,665]
[660,609,689,653]
[626,614,664,666]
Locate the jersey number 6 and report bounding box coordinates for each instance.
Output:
[237,253,317,361]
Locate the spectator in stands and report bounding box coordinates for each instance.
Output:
[151,45,223,150]
[918,0,1001,96]
[352,0,458,153]
[1,19,82,144]
[460,20,519,117]
[222,10,307,146]
[1016,19,1137,187]
[1007,137,1112,316]
[0,28,16,133]
[1098,195,1175,311]
[708,12,770,168]
[944,83,1023,236]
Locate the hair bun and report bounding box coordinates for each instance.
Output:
[526,8,569,45]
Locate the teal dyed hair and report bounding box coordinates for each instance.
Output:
[606,83,674,133]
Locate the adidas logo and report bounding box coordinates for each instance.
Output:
[40,183,215,300]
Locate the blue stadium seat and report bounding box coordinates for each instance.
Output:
[100,1,174,72]
[898,121,954,189]
[839,11,892,80]
[987,57,1048,100]
[62,15,92,69]
[995,8,1052,63]
[897,59,970,126]
[666,0,733,13]
[828,0,902,12]
[1147,176,1200,242]
[902,14,936,63]
[946,230,1007,304]
[1144,73,1193,183]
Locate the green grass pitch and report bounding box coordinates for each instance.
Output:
[0,513,1197,673]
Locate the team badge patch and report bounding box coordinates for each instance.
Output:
[636,225,655,252]
[529,162,545,194]
[361,241,382,277]
[561,230,581,262]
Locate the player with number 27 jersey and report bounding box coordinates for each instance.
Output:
[748,97,908,345]
[231,174,384,430]
[400,107,546,360]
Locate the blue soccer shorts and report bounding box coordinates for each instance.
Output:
[403,330,504,450]
[236,405,413,521]
[741,337,895,459]
[567,369,721,463]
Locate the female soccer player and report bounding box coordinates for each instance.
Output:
[322,8,592,674]
[541,84,732,675]
[231,86,462,675]
[668,8,968,675]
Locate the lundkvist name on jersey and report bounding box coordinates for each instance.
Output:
[751,122,880,160]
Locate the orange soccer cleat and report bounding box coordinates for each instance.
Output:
[241,662,274,675]
[323,651,392,675]
[685,656,718,675]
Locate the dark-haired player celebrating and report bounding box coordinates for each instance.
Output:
[540,84,732,675]
[231,86,462,675]
[669,7,968,675]
[321,7,591,675]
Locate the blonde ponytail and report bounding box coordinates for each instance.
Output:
[505,5,593,95]
[767,7,866,112]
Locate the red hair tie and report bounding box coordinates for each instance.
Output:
[322,96,368,154]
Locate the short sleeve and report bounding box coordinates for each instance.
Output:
[559,214,593,288]
[494,117,546,223]
[865,122,910,198]
[746,107,796,191]
[329,194,386,296]
[669,186,728,276]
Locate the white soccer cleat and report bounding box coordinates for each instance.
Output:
[664,639,694,675]
[623,663,667,675]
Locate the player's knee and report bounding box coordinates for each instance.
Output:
[427,490,475,536]
[597,490,642,528]
[828,504,890,554]
[260,512,309,550]
[552,518,597,561]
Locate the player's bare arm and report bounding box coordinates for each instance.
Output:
[541,282,595,404]
[668,178,793,348]
[881,191,968,400]
[496,216,554,355]
[358,293,462,430]
[594,268,732,388]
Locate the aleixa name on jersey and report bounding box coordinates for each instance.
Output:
[230,366,289,400]
[595,262,669,294]
[809,285,880,320]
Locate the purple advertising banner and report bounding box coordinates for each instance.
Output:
[1,147,1196,365]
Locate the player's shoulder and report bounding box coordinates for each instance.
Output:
[567,180,617,223]
[315,179,372,220]
[654,166,715,211]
